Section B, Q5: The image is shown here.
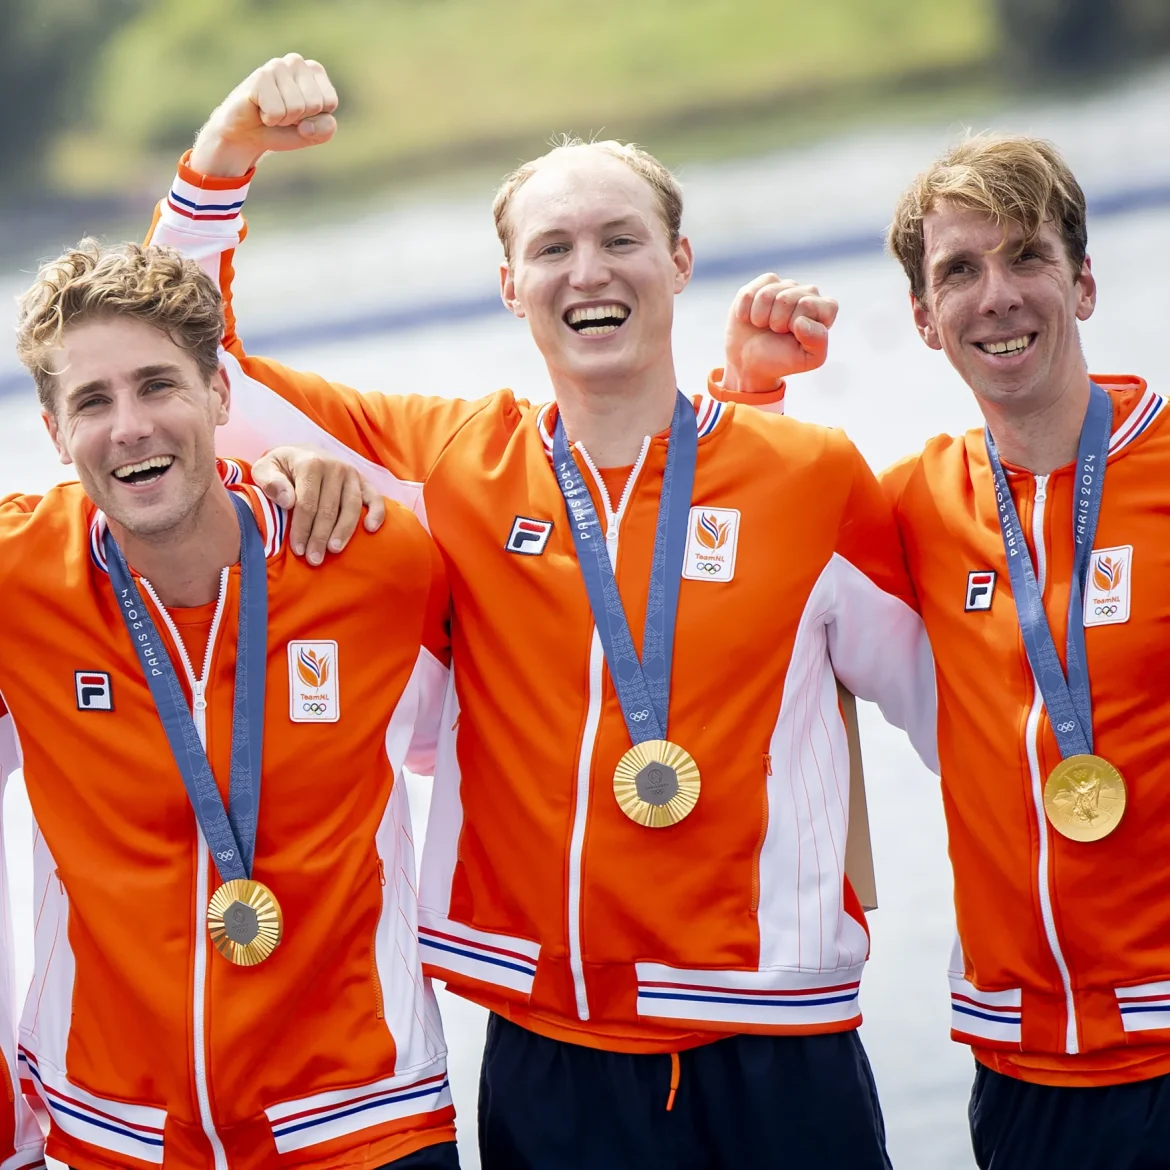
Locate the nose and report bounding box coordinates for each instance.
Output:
[568,240,611,291]
[977,257,1023,318]
[108,390,155,447]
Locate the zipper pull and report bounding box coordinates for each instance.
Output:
[376,858,386,887]
[192,680,208,712]
[1034,474,1048,504]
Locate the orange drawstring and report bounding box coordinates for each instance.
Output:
[666,1052,680,1111]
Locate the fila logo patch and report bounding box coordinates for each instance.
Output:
[683,507,740,582]
[288,641,339,723]
[965,571,996,612]
[1084,545,1132,627]
[505,516,554,556]
[75,671,113,711]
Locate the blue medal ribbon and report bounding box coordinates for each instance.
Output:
[984,382,1112,758]
[553,391,697,744]
[105,492,268,882]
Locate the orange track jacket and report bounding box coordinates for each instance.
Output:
[146,158,938,1056]
[710,371,1170,1087]
[0,475,455,1168]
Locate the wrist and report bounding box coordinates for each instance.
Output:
[720,362,785,396]
[189,127,262,178]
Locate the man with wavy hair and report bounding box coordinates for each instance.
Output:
[4,239,460,1169]
[722,135,1170,1170]
[146,52,942,1170]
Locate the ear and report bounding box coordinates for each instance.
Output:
[210,364,231,427]
[910,290,943,351]
[672,236,694,294]
[42,406,73,466]
[1074,255,1096,322]
[500,262,525,319]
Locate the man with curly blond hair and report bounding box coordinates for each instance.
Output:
[4,239,464,1170]
[723,134,1170,1169]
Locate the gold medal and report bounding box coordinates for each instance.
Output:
[207,879,283,966]
[1043,754,1126,842]
[613,740,700,828]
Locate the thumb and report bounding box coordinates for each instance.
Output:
[792,316,828,367]
[792,316,827,349]
[297,113,337,145]
[254,463,296,508]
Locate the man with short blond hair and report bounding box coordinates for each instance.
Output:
[492,135,684,263]
[4,237,460,1170]
[723,132,1170,1169]
[150,53,942,1169]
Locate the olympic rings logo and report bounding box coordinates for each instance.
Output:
[692,561,722,574]
[1056,721,1077,734]
[1094,604,1119,617]
[302,701,329,715]
[629,710,651,722]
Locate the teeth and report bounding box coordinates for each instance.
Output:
[113,455,174,479]
[979,335,1032,355]
[566,304,630,326]
[577,324,621,336]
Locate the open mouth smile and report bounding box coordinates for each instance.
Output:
[112,455,175,487]
[976,334,1036,357]
[564,304,631,336]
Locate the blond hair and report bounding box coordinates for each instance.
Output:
[16,239,224,411]
[493,136,683,263]
[888,134,1088,301]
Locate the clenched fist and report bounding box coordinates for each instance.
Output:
[721,275,839,393]
[190,54,339,178]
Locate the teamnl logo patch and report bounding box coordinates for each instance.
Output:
[75,671,112,711]
[683,507,740,582]
[505,516,554,556]
[964,571,997,612]
[288,641,339,723]
[1083,545,1132,627]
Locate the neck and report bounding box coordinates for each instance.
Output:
[111,483,241,607]
[553,363,679,467]
[981,371,1093,475]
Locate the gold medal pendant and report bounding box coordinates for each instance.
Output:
[613,740,700,828]
[1043,754,1127,842]
[208,879,284,966]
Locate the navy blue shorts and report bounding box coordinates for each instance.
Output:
[970,1061,1170,1169]
[377,1139,460,1168]
[478,1013,891,1169]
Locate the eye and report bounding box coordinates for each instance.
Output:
[609,235,638,248]
[143,379,173,394]
[537,243,569,257]
[76,395,107,411]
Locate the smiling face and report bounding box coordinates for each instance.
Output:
[498,147,693,391]
[912,201,1096,415]
[42,315,230,537]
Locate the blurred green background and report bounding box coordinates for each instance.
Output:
[3,0,1169,233]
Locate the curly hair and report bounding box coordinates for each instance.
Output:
[492,135,683,264]
[16,239,224,410]
[888,134,1088,301]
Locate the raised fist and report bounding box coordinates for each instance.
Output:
[722,274,839,393]
[190,54,339,177]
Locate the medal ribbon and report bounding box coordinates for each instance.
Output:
[985,382,1112,758]
[553,391,697,744]
[105,492,267,882]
